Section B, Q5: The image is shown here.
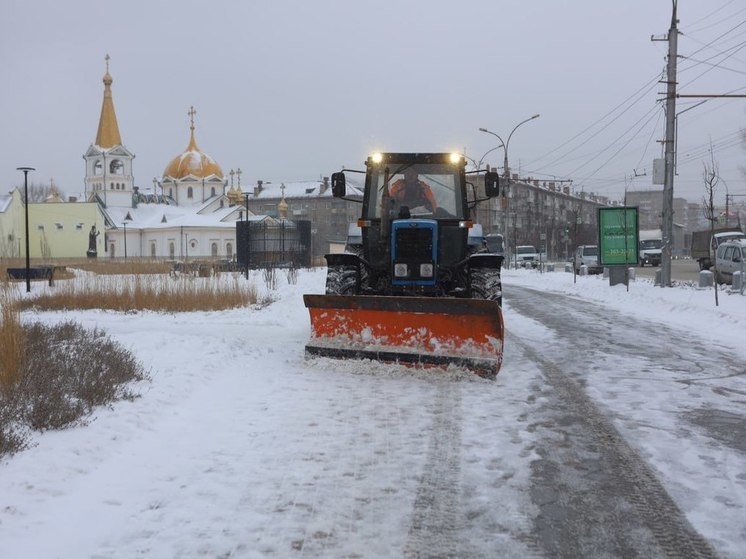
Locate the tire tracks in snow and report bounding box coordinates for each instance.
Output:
[404,380,478,558]
[507,286,719,558]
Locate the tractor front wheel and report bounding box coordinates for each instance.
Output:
[470,267,502,307]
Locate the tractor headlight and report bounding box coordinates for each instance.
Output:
[420,263,434,277]
[394,263,408,277]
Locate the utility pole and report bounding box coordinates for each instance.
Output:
[653,0,678,287]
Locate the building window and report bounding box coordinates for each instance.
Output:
[187,187,193,199]
[150,242,156,258]
[211,243,218,257]
[169,242,175,259]
[211,187,216,197]
[109,243,115,258]
[226,243,233,259]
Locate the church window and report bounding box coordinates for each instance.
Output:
[109,243,115,258]
[150,242,156,258]
[226,243,233,259]
[187,187,193,199]
[211,187,216,197]
[169,242,175,259]
[211,243,218,257]
[169,188,173,197]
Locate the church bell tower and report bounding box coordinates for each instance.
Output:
[83,54,135,207]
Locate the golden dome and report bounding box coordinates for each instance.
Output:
[163,108,223,180]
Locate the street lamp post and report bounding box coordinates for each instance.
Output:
[479,113,540,180]
[463,144,505,172]
[479,114,540,266]
[464,145,505,232]
[16,167,35,293]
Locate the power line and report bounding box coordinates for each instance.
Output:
[678,40,746,88]
[679,54,746,76]
[563,104,661,177]
[525,72,663,170]
[687,1,746,34]
[572,108,662,187]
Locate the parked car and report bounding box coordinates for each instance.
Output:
[574,245,603,274]
[515,245,540,268]
[715,239,746,285]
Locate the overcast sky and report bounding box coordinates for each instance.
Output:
[1,0,744,205]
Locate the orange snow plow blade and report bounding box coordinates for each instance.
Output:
[303,295,503,379]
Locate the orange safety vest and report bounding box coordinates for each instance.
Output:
[390,179,438,211]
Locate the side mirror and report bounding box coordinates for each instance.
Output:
[484,171,500,197]
[331,172,346,197]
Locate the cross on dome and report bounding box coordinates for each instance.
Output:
[188,106,196,131]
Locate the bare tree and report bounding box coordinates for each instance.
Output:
[701,153,719,306]
[16,181,64,203]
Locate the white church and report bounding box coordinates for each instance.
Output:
[85,56,278,261]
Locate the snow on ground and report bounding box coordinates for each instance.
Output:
[0,266,744,557]
[503,266,746,557]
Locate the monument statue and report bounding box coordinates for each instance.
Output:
[87,225,99,258]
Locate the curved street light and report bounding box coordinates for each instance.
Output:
[464,143,507,173]
[479,113,540,182]
[479,114,540,267]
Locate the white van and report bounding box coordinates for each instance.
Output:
[515,245,540,268]
[574,245,603,274]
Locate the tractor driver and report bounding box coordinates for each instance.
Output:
[390,168,438,213]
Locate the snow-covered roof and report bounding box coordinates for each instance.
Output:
[241,178,364,201]
[0,193,12,213]
[104,197,269,231]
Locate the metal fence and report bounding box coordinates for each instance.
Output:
[236,220,311,269]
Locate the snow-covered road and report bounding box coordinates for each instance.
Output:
[0,268,744,557]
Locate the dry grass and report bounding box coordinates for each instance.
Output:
[18,271,260,313]
[1,258,172,277]
[0,265,264,458]
[0,286,24,393]
[0,319,149,457]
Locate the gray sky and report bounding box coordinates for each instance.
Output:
[1,0,744,205]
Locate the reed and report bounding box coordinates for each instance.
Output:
[0,285,24,393]
[18,272,259,312]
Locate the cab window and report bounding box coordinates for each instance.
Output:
[366,163,463,220]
